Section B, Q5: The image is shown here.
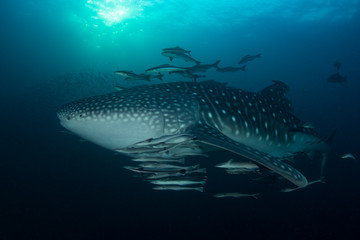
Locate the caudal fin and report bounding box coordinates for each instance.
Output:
[240,65,247,72]
[213,60,221,68]
[195,187,204,192]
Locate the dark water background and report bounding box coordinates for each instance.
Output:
[1,1,360,239]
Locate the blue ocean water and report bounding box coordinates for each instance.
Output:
[1,0,360,239]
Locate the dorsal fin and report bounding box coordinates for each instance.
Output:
[261,80,289,98]
[260,80,293,113]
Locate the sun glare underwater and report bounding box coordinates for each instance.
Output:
[64,0,360,48]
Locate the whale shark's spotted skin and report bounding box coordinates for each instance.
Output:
[58,80,330,188]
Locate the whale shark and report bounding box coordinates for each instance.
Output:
[57,80,331,188]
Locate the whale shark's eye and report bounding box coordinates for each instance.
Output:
[66,116,71,120]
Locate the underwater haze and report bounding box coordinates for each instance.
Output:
[1,0,360,239]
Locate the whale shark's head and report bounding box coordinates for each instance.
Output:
[57,83,200,151]
[57,91,167,150]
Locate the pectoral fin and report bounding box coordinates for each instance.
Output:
[190,124,308,187]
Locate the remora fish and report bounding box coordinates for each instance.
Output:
[145,64,188,74]
[187,60,221,73]
[114,70,150,81]
[149,179,206,186]
[216,65,246,73]
[216,158,259,170]
[131,157,185,163]
[139,163,199,170]
[161,51,200,64]
[57,80,332,187]
[171,71,205,82]
[162,46,191,56]
[153,185,204,192]
[216,159,260,174]
[341,153,357,162]
[146,168,207,180]
[213,192,260,199]
[238,53,262,65]
[114,86,127,91]
[123,166,186,174]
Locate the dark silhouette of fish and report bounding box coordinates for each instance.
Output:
[170,70,205,82]
[161,51,200,64]
[114,70,152,81]
[162,46,191,56]
[238,53,261,65]
[115,70,163,81]
[187,60,221,73]
[145,64,189,74]
[216,65,246,72]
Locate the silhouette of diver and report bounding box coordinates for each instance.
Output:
[333,60,341,72]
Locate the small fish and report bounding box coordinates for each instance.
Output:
[162,46,191,56]
[114,70,137,78]
[171,71,205,82]
[146,168,207,180]
[187,60,221,73]
[341,153,357,161]
[161,51,200,64]
[216,159,260,171]
[213,192,260,199]
[139,163,197,169]
[145,64,189,74]
[149,179,206,186]
[302,122,315,130]
[238,53,262,65]
[127,73,151,81]
[113,86,126,91]
[131,157,185,164]
[114,71,151,81]
[146,172,185,179]
[153,185,204,192]
[126,149,204,160]
[123,166,186,174]
[116,146,164,154]
[225,169,260,175]
[171,151,208,158]
[216,65,246,73]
